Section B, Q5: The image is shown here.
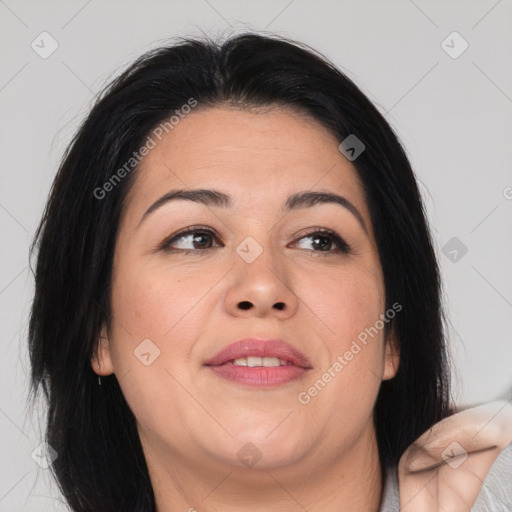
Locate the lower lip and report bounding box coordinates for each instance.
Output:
[206,364,308,387]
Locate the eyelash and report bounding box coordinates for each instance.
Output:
[157,225,352,256]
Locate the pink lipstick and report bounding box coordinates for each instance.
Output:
[204,338,312,388]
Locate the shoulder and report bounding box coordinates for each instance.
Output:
[471,441,512,511]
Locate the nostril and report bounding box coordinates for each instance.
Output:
[238,301,252,310]
[274,302,285,310]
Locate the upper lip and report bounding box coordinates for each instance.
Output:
[204,338,312,369]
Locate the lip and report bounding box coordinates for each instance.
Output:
[204,338,312,368]
[204,338,312,388]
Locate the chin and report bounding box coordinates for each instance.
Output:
[228,428,310,469]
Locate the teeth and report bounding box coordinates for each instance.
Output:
[232,356,289,367]
[247,356,263,367]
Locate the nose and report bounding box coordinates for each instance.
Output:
[223,243,299,319]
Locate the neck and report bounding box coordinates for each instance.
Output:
[142,423,383,512]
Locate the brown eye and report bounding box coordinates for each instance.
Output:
[294,229,351,254]
[159,227,222,252]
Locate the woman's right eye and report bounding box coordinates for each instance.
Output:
[159,227,222,253]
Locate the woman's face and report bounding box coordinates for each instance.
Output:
[95,106,399,474]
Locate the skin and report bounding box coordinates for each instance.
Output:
[398,400,512,511]
[92,106,400,512]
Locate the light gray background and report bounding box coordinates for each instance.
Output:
[1,1,511,510]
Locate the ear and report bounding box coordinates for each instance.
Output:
[91,323,115,376]
[383,329,400,381]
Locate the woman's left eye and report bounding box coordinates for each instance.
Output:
[293,230,351,255]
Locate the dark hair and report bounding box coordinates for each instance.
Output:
[28,32,451,511]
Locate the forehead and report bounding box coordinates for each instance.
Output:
[123,106,368,223]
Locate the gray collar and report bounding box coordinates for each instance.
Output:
[379,465,399,512]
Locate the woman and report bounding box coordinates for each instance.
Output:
[28,33,511,511]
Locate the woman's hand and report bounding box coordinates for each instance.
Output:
[397,400,512,512]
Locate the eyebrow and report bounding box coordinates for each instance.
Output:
[138,188,367,233]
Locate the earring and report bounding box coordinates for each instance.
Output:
[98,362,102,386]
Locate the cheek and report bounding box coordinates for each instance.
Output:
[111,260,210,337]
[106,262,221,431]
[296,260,386,396]
[107,259,228,376]
[296,260,385,348]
